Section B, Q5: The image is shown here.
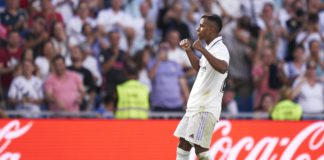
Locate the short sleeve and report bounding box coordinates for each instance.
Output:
[73,72,84,90]
[36,79,44,99]
[8,79,18,99]
[44,76,54,94]
[213,45,230,65]
[176,63,184,78]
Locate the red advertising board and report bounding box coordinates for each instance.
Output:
[0,120,322,160]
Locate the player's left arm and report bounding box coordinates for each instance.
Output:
[192,40,228,74]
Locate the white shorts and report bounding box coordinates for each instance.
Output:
[174,112,216,148]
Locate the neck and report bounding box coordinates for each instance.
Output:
[170,45,176,50]
[45,55,52,60]
[80,15,87,20]
[73,62,83,68]
[44,9,51,14]
[112,8,119,13]
[86,34,95,41]
[307,77,317,83]
[205,34,218,45]
[294,59,303,65]
[25,74,32,79]
[56,71,65,78]
[128,75,137,80]
[145,34,153,40]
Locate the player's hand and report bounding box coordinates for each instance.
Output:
[179,39,192,51]
[192,39,204,51]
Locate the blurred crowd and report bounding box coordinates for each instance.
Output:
[0,0,323,119]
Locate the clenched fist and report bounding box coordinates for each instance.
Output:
[192,40,204,51]
[179,39,192,51]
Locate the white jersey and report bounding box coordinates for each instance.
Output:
[8,76,43,112]
[185,36,230,121]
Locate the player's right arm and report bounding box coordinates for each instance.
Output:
[179,39,200,71]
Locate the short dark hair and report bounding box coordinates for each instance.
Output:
[124,61,138,76]
[294,44,305,51]
[201,14,223,33]
[52,54,65,64]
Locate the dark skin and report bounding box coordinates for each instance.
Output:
[179,18,228,73]
[178,17,228,155]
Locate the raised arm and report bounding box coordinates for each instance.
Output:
[179,39,200,71]
[192,40,228,74]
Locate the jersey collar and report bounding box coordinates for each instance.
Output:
[206,36,222,49]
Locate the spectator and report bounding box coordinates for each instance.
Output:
[115,62,150,119]
[133,48,152,92]
[96,95,114,119]
[0,0,28,32]
[165,30,196,87]
[148,43,189,111]
[278,0,295,28]
[222,86,239,116]
[52,0,78,24]
[307,0,324,34]
[255,93,274,113]
[96,0,135,50]
[44,55,85,113]
[67,1,96,45]
[285,0,307,61]
[292,60,324,114]
[271,86,302,120]
[257,3,285,60]
[68,46,96,111]
[157,1,191,40]
[22,48,35,62]
[165,30,191,70]
[124,0,159,22]
[51,22,69,59]
[296,13,324,56]
[282,45,306,85]
[308,40,324,79]
[127,1,151,43]
[0,30,23,105]
[80,44,103,88]
[39,0,64,30]
[223,16,256,111]
[8,60,43,117]
[132,21,160,54]
[252,48,280,108]
[81,23,109,59]
[186,0,202,40]
[25,16,49,57]
[101,30,127,100]
[35,41,56,80]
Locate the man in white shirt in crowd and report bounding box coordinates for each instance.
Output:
[8,60,44,117]
[174,14,230,160]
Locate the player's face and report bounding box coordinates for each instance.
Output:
[196,18,210,40]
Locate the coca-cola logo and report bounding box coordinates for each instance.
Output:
[0,120,33,160]
[189,121,324,160]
